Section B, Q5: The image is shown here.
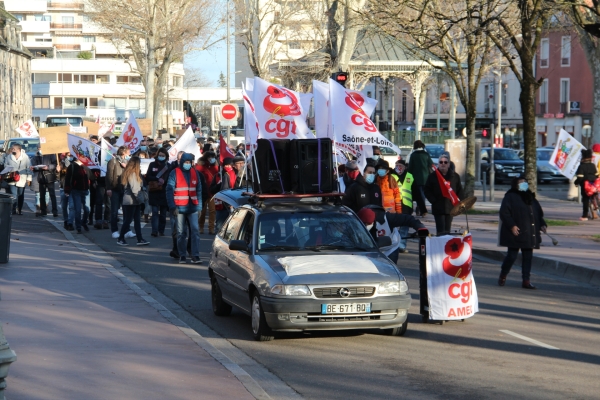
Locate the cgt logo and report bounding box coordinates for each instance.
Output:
[345,91,377,133]
[263,86,301,138]
[442,236,472,280]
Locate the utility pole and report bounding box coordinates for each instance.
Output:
[226,0,231,143]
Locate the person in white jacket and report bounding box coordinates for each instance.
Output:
[1,143,32,214]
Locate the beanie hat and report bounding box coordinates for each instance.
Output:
[357,207,376,224]
[233,155,246,163]
[222,157,234,166]
[345,160,359,170]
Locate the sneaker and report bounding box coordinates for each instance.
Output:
[151,232,158,237]
[112,231,120,239]
[82,224,89,232]
[118,209,123,215]
[191,256,202,264]
[170,250,180,259]
[125,231,136,238]
[179,256,187,264]
[63,221,68,229]
[137,239,150,246]
[66,224,74,231]
[580,217,588,221]
[117,239,128,246]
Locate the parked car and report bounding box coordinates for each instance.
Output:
[209,190,412,341]
[2,137,40,158]
[380,146,402,165]
[536,148,569,183]
[480,147,525,184]
[406,143,445,165]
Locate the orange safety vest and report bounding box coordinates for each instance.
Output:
[174,168,199,206]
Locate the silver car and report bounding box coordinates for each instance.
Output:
[208,192,412,341]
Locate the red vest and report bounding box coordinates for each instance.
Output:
[174,168,199,206]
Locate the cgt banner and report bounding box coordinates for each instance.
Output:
[426,234,478,321]
[115,114,143,153]
[68,134,103,171]
[15,120,39,138]
[549,129,586,179]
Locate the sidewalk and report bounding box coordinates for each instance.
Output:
[422,191,600,287]
[0,215,255,399]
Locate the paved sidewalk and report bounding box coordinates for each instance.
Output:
[421,191,600,286]
[0,216,255,399]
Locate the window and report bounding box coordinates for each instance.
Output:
[83,36,96,43]
[172,76,183,87]
[83,15,90,22]
[13,14,23,21]
[170,100,182,111]
[540,38,549,67]
[560,79,569,113]
[89,98,98,107]
[95,75,109,84]
[33,73,56,83]
[130,76,142,84]
[401,89,407,122]
[223,210,247,243]
[77,74,94,83]
[33,97,50,109]
[288,41,301,50]
[239,213,256,247]
[561,36,571,66]
[35,15,51,22]
[64,97,86,108]
[117,75,142,84]
[99,98,115,108]
[58,73,73,83]
[115,98,126,109]
[62,16,74,25]
[116,75,128,84]
[54,97,62,109]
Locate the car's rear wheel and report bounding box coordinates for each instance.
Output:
[385,320,408,336]
[211,276,232,316]
[251,292,274,341]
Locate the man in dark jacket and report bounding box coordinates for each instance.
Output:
[106,146,131,237]
[575,149,599,220]
[342,164,382,213]
[64,154,90,234]
[30,147,58,217]
[407,140,434,217]
[498,174,547,289]
[424,153,464,235]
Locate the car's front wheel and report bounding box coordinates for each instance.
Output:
[385,320,408,336]
[211,276,232,316]
[251,292,274,341]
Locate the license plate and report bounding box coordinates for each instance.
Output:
[322,303,371,314]
[508,173,519,177]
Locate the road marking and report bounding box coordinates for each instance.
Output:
[500,330,560,350]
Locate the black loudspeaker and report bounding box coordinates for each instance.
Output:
[291,138,334,193]
[253,139,292,194]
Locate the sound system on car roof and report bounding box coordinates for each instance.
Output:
[252,138,334,194]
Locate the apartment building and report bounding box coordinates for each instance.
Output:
[4,0,185,128]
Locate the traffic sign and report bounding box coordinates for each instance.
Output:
[219,103,239,127]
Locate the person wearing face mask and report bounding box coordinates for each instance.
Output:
[375,160,402,213]
[366,146,382,166]
[30,146,58,217]
[342,164,382,213]
[424,154,463,235]
[196,151,219,234]
[356,206,425,264]
[390,160,414,253]
[574,149,598,221]
[498,174,547,289]
[342,160,360,192]
[63,153,91,233]
[166,153,203,264]
[0,143,32,215]
[146,148,171,237]
[135,140,149,157]
[106,146,135,239]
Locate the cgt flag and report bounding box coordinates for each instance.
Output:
[426,234,478,321]
[115,114,143,153]
[329,79,402,155]
[434,167,460,206]
[219,134,237,164]
[15,120,39,138]
[253,77,309,139]
[168,127,201,163]
[242,81,259,155]
[68,134,102,171]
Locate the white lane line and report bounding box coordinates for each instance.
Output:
[500,330,560,350]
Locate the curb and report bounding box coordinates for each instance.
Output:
[472,248,600,287]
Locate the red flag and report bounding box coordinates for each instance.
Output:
[435,167,460,206]
[219,134,237,164]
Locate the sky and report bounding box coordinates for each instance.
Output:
[184,41,230,87]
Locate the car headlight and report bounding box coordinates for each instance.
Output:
[271,284,311,296]
[378,281,408,294]
[494,164,504,171]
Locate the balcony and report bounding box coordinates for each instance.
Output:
[47,2,84,10]
[50,23,83,30]
[55,44,81,51]
[19,20,50,33]
[23,40,53,49]
[539,102,546,114]
[3,0,47,13]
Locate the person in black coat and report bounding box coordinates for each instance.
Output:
[342,164,383,213]
[145,148,171,236]
[30,148,58,217]
[423,154,463,235]
[574,149,599,220]
[498,174,547,289]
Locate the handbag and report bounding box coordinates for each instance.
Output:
[2,171,20,183]
[148,164,169,192]
[136,188,149,204]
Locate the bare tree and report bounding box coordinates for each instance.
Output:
[84,0,220,136]
[364,0,503,197]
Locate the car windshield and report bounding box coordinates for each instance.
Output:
[537,150,552,161]
[426,146,445,158]
[256,211,377,252]
[9,140,40,154]
[489,149,520,160]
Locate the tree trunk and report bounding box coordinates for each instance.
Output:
[416,89,426,133]
[147,36,157,137]
[579,33,600,144]
[519,73,538,193]
[464,96,477,198]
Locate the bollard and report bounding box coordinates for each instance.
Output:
[0,292,17,400]
[482,170,487,202]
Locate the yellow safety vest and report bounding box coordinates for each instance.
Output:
[401,172,413,209]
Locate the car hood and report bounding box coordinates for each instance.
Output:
[258,253,403,284]
[493,159,523,166]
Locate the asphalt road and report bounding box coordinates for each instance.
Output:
[81,218,600,400]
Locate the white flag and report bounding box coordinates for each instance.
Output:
[15,120,39,138]
[426,234,478,321]
[115,114,144,153]
[253,77,309,139]
[329,79,401,155]
[549,129,586,179]
[100,138,116,175]
[167,127,201,163]
[98,121,115,138]
[242,83,259,156]
[68,134,102,170]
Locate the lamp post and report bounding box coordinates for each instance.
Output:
[226,0,231,143]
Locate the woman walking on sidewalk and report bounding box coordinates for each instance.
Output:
[117,157,150,246]
[574,149,599,221]
[498,174,547,289]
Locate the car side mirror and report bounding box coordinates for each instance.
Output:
[377,236,392,248]
[229,240,249,252]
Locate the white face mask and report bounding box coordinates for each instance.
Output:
[365,223,374,231]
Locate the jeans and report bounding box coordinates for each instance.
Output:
[39,182,58,215]
[176,212,200,257]
[500,247,534,281]
[70,189,90,230]
[35,191,50,207]
[60,188,74,223]
[151,205,168,234]
[110,190,126,233]
[119,204,143,242]
[7,185,25,213]
[94,186,110,223]
[434,214,453,235]
[199,198,216,232]
[582,194,590,218]
[398,225,409,250]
